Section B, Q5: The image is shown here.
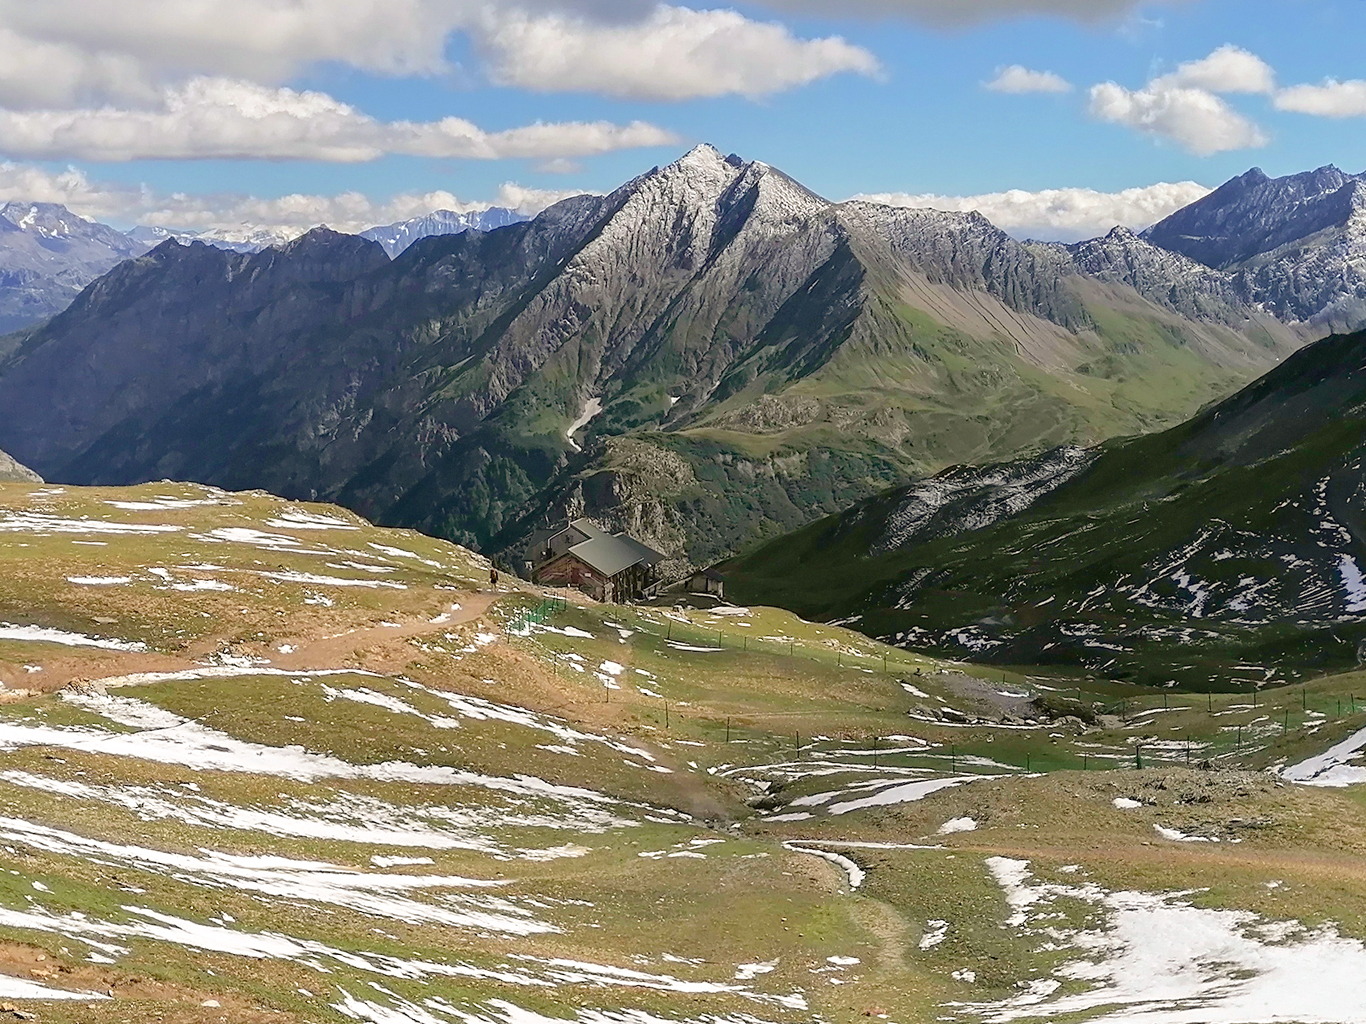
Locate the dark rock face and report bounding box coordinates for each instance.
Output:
[0,202,148,333]
[0,147,1307,564]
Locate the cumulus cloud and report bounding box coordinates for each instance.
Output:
[475,5,879,100]
[0,159,587,236]
[1158,44,1276,95]
[751,0,1185,24]
[1088,81,1267,155]
[1276,79,1366,118]
[0,77,677,162]
[852,181,1213,242]
[984,65,1071,94]
[1086,46,1274,156]
[0,0,469,102]
[0,1,878,109]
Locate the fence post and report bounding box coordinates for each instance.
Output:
[725,717,730,744]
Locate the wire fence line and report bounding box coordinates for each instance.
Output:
[494,594,1365,769]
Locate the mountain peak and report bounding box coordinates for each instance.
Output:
[677,143,728,168]
[0,201,98,237]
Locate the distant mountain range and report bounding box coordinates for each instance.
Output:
[360,208,526,257]
[0,145,1323,571]
[0,205,529,334]
[0,202,147,334]
[724,324,1366,689]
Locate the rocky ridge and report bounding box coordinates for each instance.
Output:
[1144,165,1366,330]
[0,146,1310,570]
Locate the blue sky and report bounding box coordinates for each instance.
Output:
[1,0,1362,239]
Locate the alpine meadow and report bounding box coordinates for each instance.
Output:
[3,3,1366,1024]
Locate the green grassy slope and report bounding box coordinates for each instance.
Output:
[723,328,1366,689]
[4,481,1366,1022]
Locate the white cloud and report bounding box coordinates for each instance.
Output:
[1084,47,1277,156]
[0,159,587,236]
[1157,44,1276,95]
[984,65,1072,94]
[1275,79,1366,118]
[0,77,677,162]
[852,181,1213,241]
[751,0,1186,24]
[475,5,879,100]
[0,0,468,101]
[1088,80,1267,156]
[0,2,879,108]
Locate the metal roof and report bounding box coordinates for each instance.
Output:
[613,533,665,567]
[567,535,650,577]
[568,518,611,540]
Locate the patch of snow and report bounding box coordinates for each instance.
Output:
[782,843,864,889]
[937,817,978,835]
[1282,724,1366,786]
[919,920,949,949]
[1339,554,1366,613]
[974,856,1366,1023]
[735,960,777,980]
[259,570,407,590]
[1154,824,1217,843]
[1113,797,1142,810]
[265,509,360,531]
[0,623,146,652]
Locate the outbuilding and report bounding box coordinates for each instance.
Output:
[686,567,725,600]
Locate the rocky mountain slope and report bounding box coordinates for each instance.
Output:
[725,326,1366,688]
[1144,165,1366,331]
[0,147,1307,566]
[0,202,148,333]
[0,446,39,482]
[361,208,527,257]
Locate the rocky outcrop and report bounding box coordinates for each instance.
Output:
[0,447,40,483]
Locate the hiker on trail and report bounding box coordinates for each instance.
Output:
[490,567,499,587]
